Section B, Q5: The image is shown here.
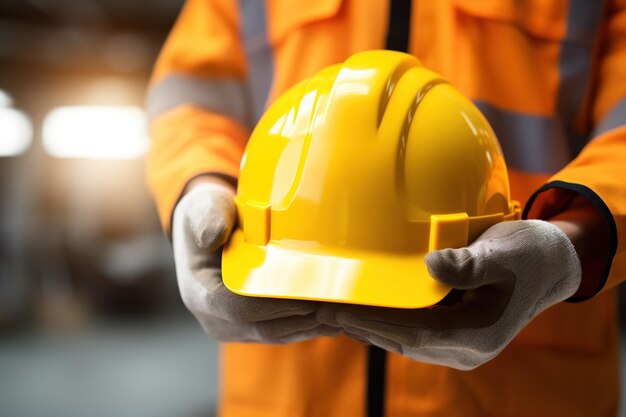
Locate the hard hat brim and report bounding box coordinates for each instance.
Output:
[222,229,451,309]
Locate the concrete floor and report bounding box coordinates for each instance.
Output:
[0,316,219,417]
[0,317,624,417]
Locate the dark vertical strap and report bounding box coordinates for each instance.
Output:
[367,346,387,417]
[385,0,412,51]
[366,4,413,416]
[555,0,605,155]
[366,3,412,416]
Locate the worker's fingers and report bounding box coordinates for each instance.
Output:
[335,314,506,370]
[343,330,373,346]
[344,327,402,353]
[176,206,319,325]
[318,284,506,330]
[198,314,340,343]
[323,308,446,349]
[210,278,320,323]
[343,325,487,370]
[180,264,319,323]
[252,315,340,343]
[318,285,511,349]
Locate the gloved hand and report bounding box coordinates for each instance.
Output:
[173,181,339,343]
[317,220,582,370]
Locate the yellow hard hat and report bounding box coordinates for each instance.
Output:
[222,50,520,309]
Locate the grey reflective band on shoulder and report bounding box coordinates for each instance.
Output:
[485,1,607,174]
[556,0,606,154]
[146,1,276,128]
[146,74,251,127]
[593,98,626,137]
[474,101,571,174]
[239,0,274,125]
[146,3,275,130]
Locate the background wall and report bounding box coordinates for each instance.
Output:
[0,1,220,416]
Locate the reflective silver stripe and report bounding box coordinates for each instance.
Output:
[475,101,571,174]
[557,0,606,154]
[479,2,607,174]
[239,0,274,125]
[593,98,626,137]
[146,3,274,128]
[146,74,250,126]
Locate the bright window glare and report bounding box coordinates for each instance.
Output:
[42,106,149,160]
[0,108,33,157]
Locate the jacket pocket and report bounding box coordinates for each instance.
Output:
[267,0,344,45]
[453,0,568,41]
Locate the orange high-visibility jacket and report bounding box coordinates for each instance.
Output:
[147,1,626,416]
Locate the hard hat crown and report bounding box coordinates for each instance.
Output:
[224,51,519,308]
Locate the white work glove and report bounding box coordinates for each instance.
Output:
[173,182,339,343]
[317,220,582,370]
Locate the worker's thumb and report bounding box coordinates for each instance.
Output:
[425,244,501,290]
[182,183,237,252]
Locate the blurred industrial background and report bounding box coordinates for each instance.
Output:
[0,1,219,416]
[0,1,624,416]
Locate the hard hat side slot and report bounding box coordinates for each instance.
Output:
[428,213,469,251]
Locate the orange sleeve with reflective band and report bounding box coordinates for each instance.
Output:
[151,0,246,82]
[146,0,250,233]
[592,0,626,124]
[525,0,626,299]
[147,106,248,229]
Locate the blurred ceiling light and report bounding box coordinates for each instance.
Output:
[42,106,149,160]
[0,108,33,157]
[82,78,140,105]
[0,89,14,107]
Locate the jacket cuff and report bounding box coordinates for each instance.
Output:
[523,181,618,302]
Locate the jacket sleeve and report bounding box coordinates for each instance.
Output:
[524,0,626,301]
[146,0,250,234]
